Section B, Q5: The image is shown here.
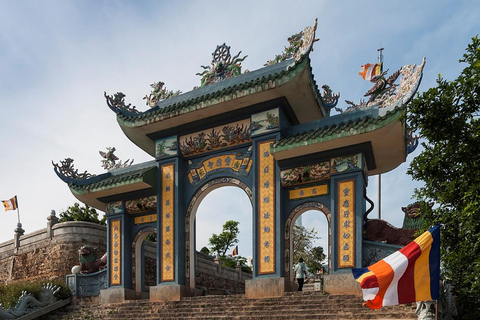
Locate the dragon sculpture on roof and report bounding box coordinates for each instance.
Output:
[143,81,182,107]
[265,18,318,66]
[344,58,426,112]
[52,158,94,180]
[99,147,133,171]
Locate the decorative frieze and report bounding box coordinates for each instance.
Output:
[179,119,251,157]
[331,154,362,174]
[281,162,330,187]
[251,108,279,137]
[105,201,123,215]
[155,136,178,158]
[125,196,157,215]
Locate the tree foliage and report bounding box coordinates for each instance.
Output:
[292,224,325,273]
[306,246,326,274]
[406,36,480,318]
[208,220,240,256]
[199,246,210,255]
[59,202,106,225]
[220,255,252,273]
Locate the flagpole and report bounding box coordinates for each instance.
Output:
[17,207,21,225]
[377,48,384,220]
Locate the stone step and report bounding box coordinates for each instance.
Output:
[46,292,417,320]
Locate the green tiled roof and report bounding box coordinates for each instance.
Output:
[271,106,404,153]
[113,56,322,127]
[70,161,157,195]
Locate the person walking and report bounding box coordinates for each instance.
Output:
[294,258,308,291]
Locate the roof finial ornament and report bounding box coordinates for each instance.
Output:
[321,85,341,112]
[104,91,139,115]
[406,130,419,154]
[344,58,426,112]
[265,18,319,66]
[196,43,248,87]
[52,158,94,180]
[99,147,134,171]
[143,81,182,107]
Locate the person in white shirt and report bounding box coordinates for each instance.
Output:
[294,258,308,291]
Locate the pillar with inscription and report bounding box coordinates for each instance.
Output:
[246,135,287,298]
[330,154,367,272]
[150,159,190,301]
[100,213,136,303]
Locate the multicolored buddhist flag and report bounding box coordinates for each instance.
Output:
[232,245,238,256]
[359,63,383,81]
[2,196,18,211]
[352,225,440,309]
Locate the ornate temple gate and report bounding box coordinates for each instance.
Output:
[54,20,425,303]
[98,108,369,301]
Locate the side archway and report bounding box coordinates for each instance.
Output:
[185,177,253,289]
[132,226,156,294]
[285,202,331,282]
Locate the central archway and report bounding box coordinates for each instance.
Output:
[185,177,253,290]
[284,202,331,282]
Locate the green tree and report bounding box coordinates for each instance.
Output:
[220,255,252,273]
[59,202,106,225]
[305,246,326,274]
[208,220,240,256]
[292,224,321,267]
[406,36,480,318]
[199,246,210,255]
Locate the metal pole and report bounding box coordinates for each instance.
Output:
[377,48,384,220]
[378,174,381,219]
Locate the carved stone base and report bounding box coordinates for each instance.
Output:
[149,284,191,302]
[323,273,361,295]
[99,288,137,304]
[245,277,287,298]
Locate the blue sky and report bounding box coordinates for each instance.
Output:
[1,1,479,259]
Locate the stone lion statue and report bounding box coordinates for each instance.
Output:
[73,245,107,274]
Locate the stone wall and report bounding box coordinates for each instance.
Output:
[195,252,252,295]
[0,218,106,284]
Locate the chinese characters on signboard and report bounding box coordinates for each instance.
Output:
[337,180,355,268]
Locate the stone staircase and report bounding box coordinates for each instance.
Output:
[47,291,417,320]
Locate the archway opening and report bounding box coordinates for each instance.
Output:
[132,228,157,297]
[292,210,330,274]
[286,203,331,286]
[187,182,253,294]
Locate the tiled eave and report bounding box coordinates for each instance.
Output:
[65,161,157,211]
[271,107,407,175]
[110,56,327,156]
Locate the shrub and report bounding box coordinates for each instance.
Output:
[0,279,71,308]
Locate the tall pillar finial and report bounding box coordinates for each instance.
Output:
[14,223,25,253]
[377,48,384,65]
